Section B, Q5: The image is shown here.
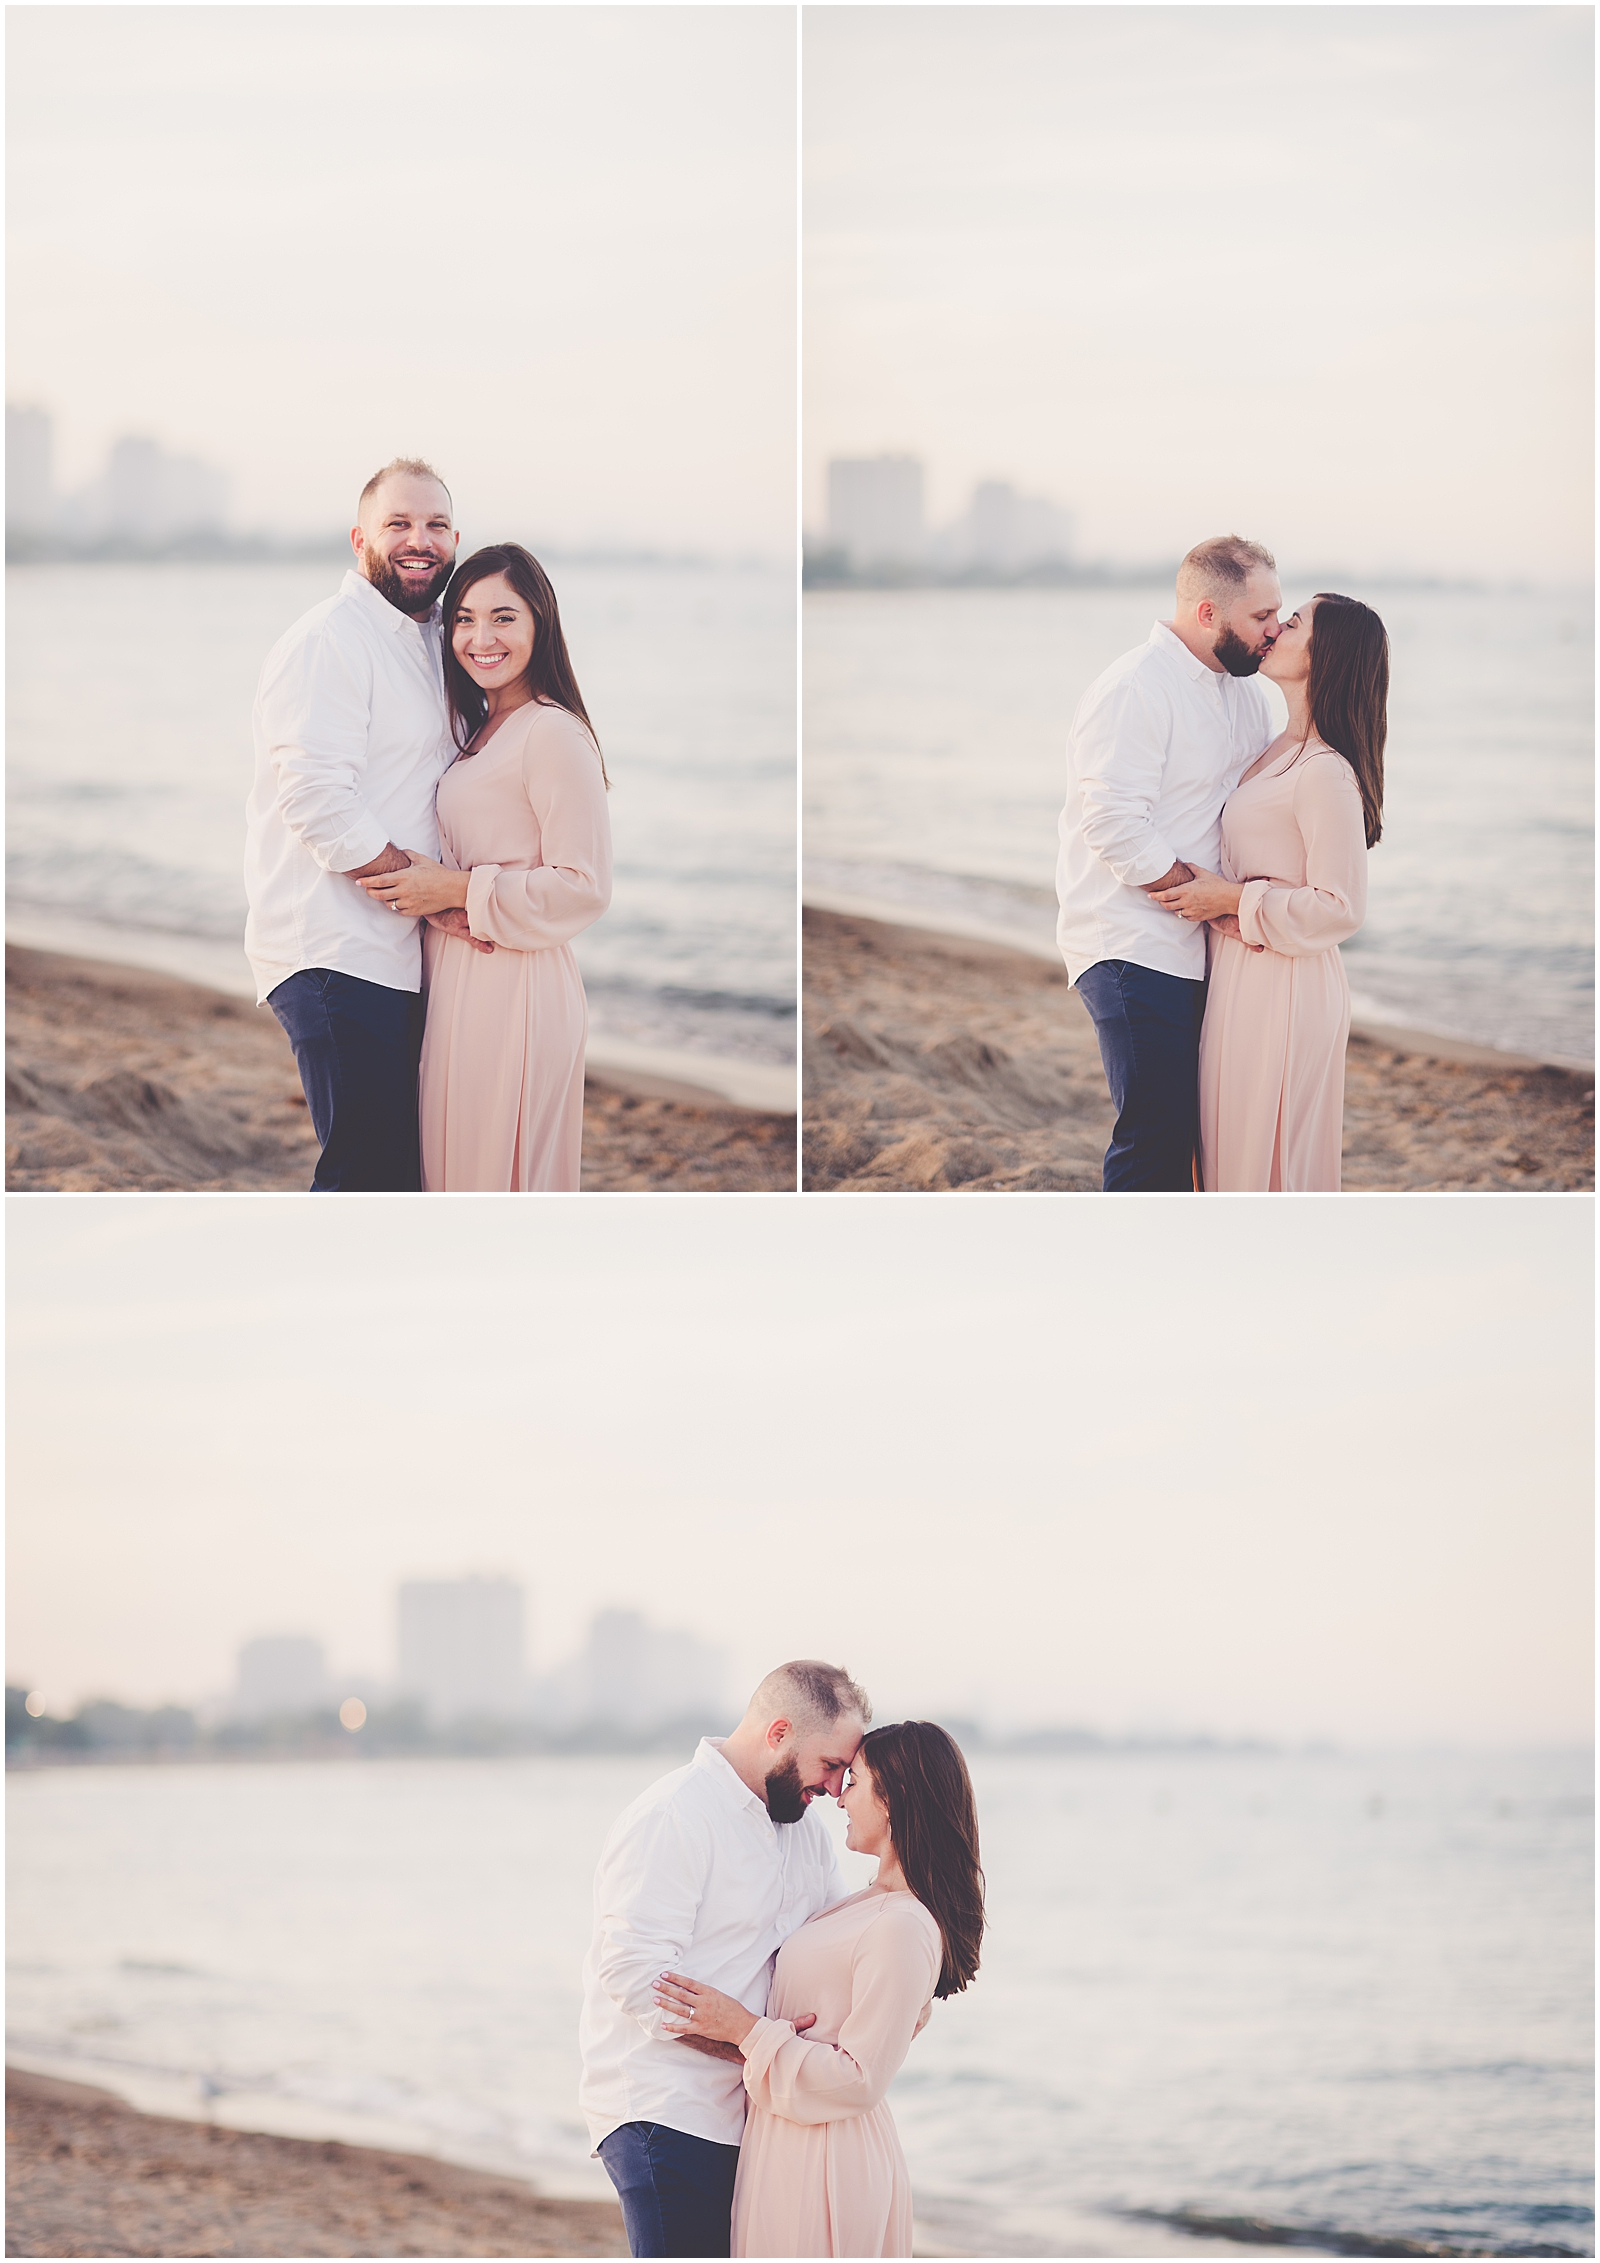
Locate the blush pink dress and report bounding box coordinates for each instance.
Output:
[732,1888,942,2259]
[418,701,612,1192]
[1199,735,1369,1192]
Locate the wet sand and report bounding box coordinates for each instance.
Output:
[802,908,1594,1192]
[4,947,795,1193]
[4,2067,626,2259]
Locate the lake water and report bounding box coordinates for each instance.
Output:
[7,1747,1591,2259]
[804,586,1595,1068]
[6,560,796,1093]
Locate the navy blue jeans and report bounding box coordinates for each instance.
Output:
[268,968,424,1193]
[598,2121,741,2259]
[1075,958,1206,1192]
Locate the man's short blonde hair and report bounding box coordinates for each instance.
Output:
[357,457,452,521]
[1176,534,1276,607]
[748,1660,872,1734]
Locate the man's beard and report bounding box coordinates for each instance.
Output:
[364,549,452,618]
[764,1754,813,1825]
[1213,625,1265,677]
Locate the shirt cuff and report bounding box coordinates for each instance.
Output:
[325,818,390,875]
[740,2017,794,2080]
[1117,838,1180,889]
[465,863,501,938]
[1237,878,1272,948]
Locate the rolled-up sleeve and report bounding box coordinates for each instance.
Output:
[593,1807,709,2044]
[1237,754,1368,956]
[258,626,388,874]
[739,1903,939,2126]
[1075,678,1179,887]
[465,712,613,949]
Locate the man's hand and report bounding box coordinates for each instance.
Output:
[426,907,494,955]
[1140,860,1194,895]
[1207,913,1265,952]
[672,2012,816,2063]
[342,841,412,880]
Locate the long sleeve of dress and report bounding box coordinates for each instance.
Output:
[739,1899,939,2126]
[1236,752,1368,957]
[463,709,613,949]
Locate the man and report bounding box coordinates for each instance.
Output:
[580,1661,870,2258]
[244,457,481,1191]
[1055,535,1282,1191]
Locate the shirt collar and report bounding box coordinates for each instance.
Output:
[341,566,442,636]
[695,1736,773,1817]
[1150,619,1223,688]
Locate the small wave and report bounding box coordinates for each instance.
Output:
[1128,2207,1590,2257]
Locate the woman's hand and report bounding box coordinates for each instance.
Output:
[654,1972,759,2049]
[357,853,470,918]
[1149,867,1244,923]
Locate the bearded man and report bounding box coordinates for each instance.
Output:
[1055,534,1283,1191]
[244,457,476,1190]
[580,1662,869,2258]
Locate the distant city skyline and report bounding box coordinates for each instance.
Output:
[822,452,1077,573]
[7,8,795,557]
[8,1200,1591,1747]
[805,8,1594,580]
[6,403,231,547]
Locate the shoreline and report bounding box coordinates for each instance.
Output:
[802,906,1594,1193]
[4,2065,626,2259]
[802,888,1589,1077]
[1,2064,1323,2261]
[5,945,795,1193]
[4,912,795,1117]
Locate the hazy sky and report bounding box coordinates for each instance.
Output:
[805,7,1594,577]
[7,7,795,554]
[8,1198,1591,1747]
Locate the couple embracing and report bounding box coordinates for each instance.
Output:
[1057,535,1389,1193]
[244,459,612,1193]
[580,1661,984,2258]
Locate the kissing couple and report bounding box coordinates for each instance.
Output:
[244,458,612,1194]
[1055,535,1390,1193]
[580,1661,986,2258]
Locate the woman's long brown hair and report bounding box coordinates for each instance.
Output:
[441,543,608,785]
[859,1721,985,1998]
[1306,591,1387,847]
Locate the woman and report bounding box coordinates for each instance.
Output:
[358,543,612,1191]
[1151,592,1388,1192]
[654,1722,985,2260]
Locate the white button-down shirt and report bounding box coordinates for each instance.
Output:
[244,569,455,1004]
[579,1737,848,2150]
[1055,622,1276,986]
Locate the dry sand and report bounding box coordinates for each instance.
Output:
[4,2067,626,2259]
[5,947,795,1194]
[803,908,1594,1193]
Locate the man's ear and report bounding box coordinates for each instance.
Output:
[1195,598,1216,629]
[765,1716,792,1751]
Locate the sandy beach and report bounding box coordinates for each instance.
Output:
[4,2066,625,2258]
[803,909,1595,1192]
[5,947,795,1193]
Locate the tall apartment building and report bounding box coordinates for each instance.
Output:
[233,1635,329,1717]
[5,404,54,532]
[552,1608,729,1731]
[826,454,926,566]
[397,1577,526,1722]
